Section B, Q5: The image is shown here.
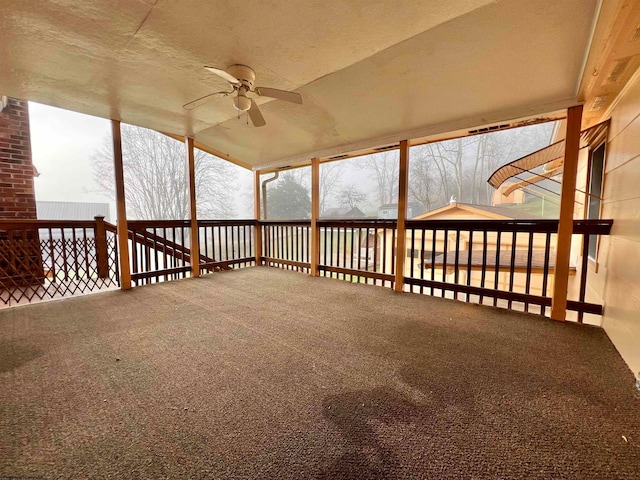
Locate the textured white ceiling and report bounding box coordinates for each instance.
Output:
[0,0,598,169]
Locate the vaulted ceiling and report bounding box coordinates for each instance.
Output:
[0,0,601,169]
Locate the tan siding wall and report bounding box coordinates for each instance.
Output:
[594,71,640,374]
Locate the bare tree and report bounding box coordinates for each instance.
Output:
[337,185,367,209]
[409,145,443,211]
[356,150,399,206]
[320,161,345,212]
[92,125,236,220]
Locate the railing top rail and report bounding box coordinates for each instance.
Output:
[318,219,398,228]
[259,219,312,225]
[572,219,613,235]
[406,218,613,235]
[0,219,98,229]
[198,219,257,226]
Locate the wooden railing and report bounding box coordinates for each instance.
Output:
[198,220,256,271]
[127,220,192,284]
[127,219,257,285]
[261,220,311,273]
[402,219,612,320]
[1,216,613,322]
[318,219,397,287]
[260,218,612,321]
[0,217,119,306]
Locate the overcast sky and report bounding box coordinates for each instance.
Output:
[28,102,255,220]
[29,102,115,213]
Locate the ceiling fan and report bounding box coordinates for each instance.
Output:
[183,64,303,127]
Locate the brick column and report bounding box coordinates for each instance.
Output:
[0,98,37,219]
[0,97,43,287]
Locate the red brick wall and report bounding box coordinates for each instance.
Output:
[0,98,37,220]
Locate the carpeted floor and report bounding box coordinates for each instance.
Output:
[0,267,639,479]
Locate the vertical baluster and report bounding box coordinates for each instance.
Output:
[480,230,488,305]
[454,230,460,299]
[145,230,151,283]
[174,227,179,280]
[341,227,346,271]
[541,232,552,317]
[322,226,327,276]
[373,225,379,286]
[329,227,334,277]
[365,227,370,282]
[524,231,534,312]
[508,231,517,309]
[153,227,160,283]
[381,227,387,286]
[270,225,274,265]
[182,226,187,277]
[409,227,415,288]
[203,225,209,266]
[279,225,284,267]
[391,227,396,284]
[430,228,436,296]
[285,226,289,268]
[355,227,360,272]
[242,224,247,263]
[419,228,425,294]
[224,225,229,262]
[493,231,501,307]
[162,227,168,282]
[232,224,236,262]
[577,233,590,324]
[466,230,473,302]
[169,227,174,280]
[308,224,311,269]
[442,230,448,298]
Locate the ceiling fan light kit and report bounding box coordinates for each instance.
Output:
[184,64,303,127]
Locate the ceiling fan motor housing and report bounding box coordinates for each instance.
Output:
[227,64,256,90]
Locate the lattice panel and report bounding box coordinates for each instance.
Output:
[0,228,119,306]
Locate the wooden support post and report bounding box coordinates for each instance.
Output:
[394,140,410,292]
[551,105,583,320]
[186,137,200,278]
[253,170,263,266]
[94,215,109,279]
[111,119,131,290]
[311,158,320,276]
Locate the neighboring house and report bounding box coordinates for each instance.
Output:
[378,202,425,219]
[321,207,366,219]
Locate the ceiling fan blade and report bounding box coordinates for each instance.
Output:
[254,87,302,104]
[183,91,229,110]
[204,66,240,85]
[248,99,266,127]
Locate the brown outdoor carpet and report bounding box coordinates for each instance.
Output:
[0,267,639,479]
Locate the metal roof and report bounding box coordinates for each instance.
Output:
[36,201,110,222]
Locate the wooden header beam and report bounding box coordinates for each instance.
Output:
[111,119,131,290]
